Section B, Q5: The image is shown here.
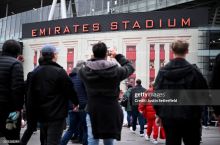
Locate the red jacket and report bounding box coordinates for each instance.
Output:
[138,88,156,120]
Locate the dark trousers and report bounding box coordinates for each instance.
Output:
[162,119,201,145]
[126,111,132,127]
[131,111,145,134]
[0,110,21,145]
[202,106,208,126]
[79,110,88,145]
[40,119,65,145]
[21,119,44,145]
[20,120,37,145]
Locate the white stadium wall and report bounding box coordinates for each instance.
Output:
[22,28,199,90]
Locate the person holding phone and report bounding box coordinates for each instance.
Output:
[79,42,135,145]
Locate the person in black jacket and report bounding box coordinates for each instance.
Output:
[0,39,24,145]
[129,79,146,136]
[79,42,135,145]
[21,57,44,145]
[154,39,209,145]
[210,53,220,122]
[28,44,78,145]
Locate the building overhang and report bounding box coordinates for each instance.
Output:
[0,0,54,18]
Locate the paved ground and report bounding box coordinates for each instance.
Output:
[1,126,220,145]
[10,126,219,145]
[69,126,220,145]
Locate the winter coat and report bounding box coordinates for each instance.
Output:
[210,54,220,116]
[25,68,39,122]
[130,85,146,113]
[154,58,209,120]
[138,88,156,120]
[123,88,132,111]
[79,54,135,140]
[139,102,156,120]
[69,67,88,109]
[27,60,78,122]
[0,55,24,112]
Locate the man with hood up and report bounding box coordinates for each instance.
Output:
[154,39,209,145]
[79,42,135,145]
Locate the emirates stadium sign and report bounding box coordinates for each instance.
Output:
[22,8,208,38]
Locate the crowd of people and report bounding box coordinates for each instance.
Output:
[0,39,220,145]
[120,40,220,145]
[121,79,166,144]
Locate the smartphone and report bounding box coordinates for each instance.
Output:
[107,49,111,56]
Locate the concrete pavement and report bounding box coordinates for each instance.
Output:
[16,126,220,145]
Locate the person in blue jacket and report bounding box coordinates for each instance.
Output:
[61,60,88,145]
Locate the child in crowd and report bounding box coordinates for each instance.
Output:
[138,84,165,144]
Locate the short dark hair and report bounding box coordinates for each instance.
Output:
[38,57,44,65]
[2,39,21,58]
[92,42,107,59]
[42,53,54,61]
[171,39,189,56]
[136,79,141,85]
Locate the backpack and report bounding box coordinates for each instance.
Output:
[120,88,131,108]
[120,94,128,108]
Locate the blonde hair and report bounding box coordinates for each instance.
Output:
[170,39,189,55]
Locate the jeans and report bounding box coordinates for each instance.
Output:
[86,114,114,145]
[126,111,132,127]
[61,110,88,145]
[131,111,145,134]
[40,119,65,145]
[60,111,80,145]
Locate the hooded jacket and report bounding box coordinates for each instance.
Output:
[79,54,135,140]
[154,58,209,120]
[210,54,220,116]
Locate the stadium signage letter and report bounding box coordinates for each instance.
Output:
[31,18,191,37]
[22,8,208,39]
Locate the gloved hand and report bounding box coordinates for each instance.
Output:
[6,119,17,130]
[8,111,20,121]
